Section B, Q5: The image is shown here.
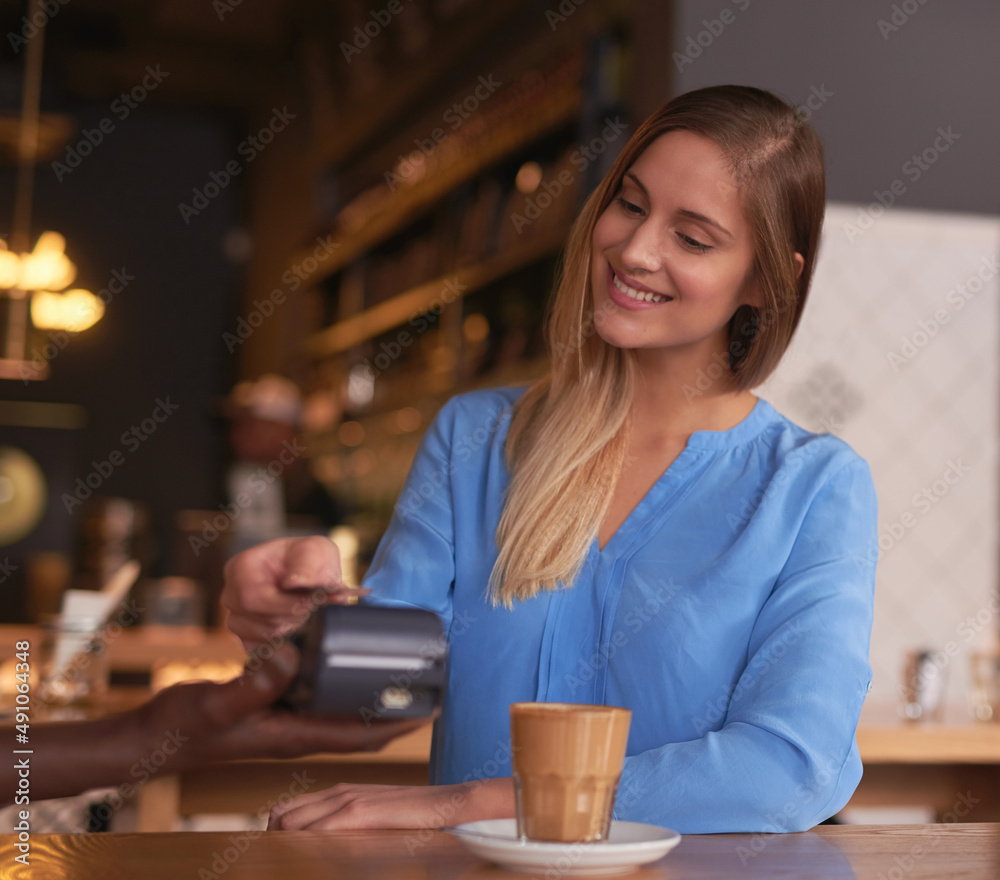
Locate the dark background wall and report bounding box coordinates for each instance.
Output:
[673,0,999,216]
[0,98,244,618]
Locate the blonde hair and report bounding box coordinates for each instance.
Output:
[489,86,826,607]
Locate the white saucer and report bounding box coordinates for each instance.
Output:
[447,819,681,875]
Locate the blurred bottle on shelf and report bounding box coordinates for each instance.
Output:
[76,497,155,593]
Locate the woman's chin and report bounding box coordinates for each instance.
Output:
[593,323,632,350]
[594,319,656,351]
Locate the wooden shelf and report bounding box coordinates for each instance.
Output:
[309,0,538,170]
[304,227,568,358]
[857,723,1000,764]
[0,357,48,381]
[292,80,580,285]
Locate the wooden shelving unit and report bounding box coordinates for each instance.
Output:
[304,226,569,357]
[307,0,543,170]
[271,5,631,526]
[293,66,581,286]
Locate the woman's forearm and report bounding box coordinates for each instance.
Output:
[459,776,516,822]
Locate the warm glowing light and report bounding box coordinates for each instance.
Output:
[0,232,78,292]
[0,248,20,288]
[515,161,543,194]
[389,407,422,433]
[31,289,105,331]
[463,313,490,343]
[338,420,366,447]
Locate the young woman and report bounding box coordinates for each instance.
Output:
[223,85,878,834]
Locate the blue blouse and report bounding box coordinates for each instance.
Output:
[363,386,878,834]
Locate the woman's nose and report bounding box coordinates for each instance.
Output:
[618,221,661,274]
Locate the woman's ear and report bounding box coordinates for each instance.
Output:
[793,252,805,279]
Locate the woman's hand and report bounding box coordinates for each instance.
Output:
[221,536,363,650]
[267,778,516,831]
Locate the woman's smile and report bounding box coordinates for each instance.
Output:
[608,267,673,307]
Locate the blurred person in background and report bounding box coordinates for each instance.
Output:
[225,374,350,548]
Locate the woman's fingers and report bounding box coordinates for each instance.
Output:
[269,785,405,831]
[267,780,479,831]
[268,784,351,828]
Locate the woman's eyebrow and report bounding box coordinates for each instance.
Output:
[624,171,735,241]
[624,171,649,198]
[678,209,734,241]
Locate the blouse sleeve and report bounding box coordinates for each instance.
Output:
[613,457,878,833]
[360,398,459,632]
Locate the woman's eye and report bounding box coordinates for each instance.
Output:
[678,233,711,253]
[615,197,644,216]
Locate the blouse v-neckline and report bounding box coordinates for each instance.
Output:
[594,397,774,557]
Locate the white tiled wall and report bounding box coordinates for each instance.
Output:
[760,203,1000,709]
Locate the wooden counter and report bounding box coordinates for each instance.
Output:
[0,624,246,674]
[3,622,998,828]
[850,704,1000,821]
[2,824,998,879]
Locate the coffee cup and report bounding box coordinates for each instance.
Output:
[509,701,631,843]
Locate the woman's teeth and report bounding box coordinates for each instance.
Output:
[612,272,669,303]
